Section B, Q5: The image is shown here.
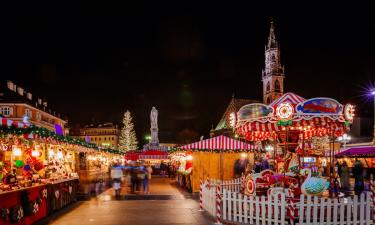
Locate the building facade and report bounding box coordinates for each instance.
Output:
[71,123,120,149]
[262,20,285,104]
[0,80,68,133]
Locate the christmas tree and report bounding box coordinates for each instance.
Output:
[119,110,138,151]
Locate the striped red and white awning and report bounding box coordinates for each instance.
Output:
[139,155,169,160]
[178,135,257,150]
[269,92,306,108]
[0,117,27,128]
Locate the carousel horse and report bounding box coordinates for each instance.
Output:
[300,168,329,196]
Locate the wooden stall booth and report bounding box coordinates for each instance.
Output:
[171,135,259,192]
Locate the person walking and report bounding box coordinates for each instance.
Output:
[353,159,365,196]
[130,166,137,194]
[340,161,350,195]
[143,164,153,194]
[110,165,123,198]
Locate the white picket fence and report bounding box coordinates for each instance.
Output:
[223,189,287,224]
[296,193,372,225]
[200,178,374,225]
[201,178,241,217]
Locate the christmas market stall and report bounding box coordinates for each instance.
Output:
[124,150,169,175]
[0,116,123,225]
[170,135,258,192]
[335,146,375,179]
[234,92,355,196]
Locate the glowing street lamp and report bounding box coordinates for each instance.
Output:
[337,133,351,149]
[144,134,151,141]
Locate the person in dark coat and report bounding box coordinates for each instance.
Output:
[353,159,364,196]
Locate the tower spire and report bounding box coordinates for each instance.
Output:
[267,18,277,49]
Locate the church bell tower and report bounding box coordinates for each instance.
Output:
[262,20,285,104]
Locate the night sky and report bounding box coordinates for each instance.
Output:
[2,3,375,144]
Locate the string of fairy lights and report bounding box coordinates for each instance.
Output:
[0,124,123,155]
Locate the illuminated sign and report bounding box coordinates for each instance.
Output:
[344,104,355,122]
[54,124,63,136]
[237,103,273,121]
[276,103,294,120]
[296,98,343,114]
[302,157,316,163]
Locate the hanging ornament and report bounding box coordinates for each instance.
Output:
[15,160,24,168]
[33,161,44,171]
[23,164,31,172]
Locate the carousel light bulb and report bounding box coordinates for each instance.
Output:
[241,153,247,158]
[32,150,39,157]
[186,155,193,161]
[12,146,22,156]
[48,149,55,157]
[57,151,63,159]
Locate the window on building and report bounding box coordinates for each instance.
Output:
[267,97,271,104]
[0,107,12,117]
[25,108,32,118]
[275,80,281,92]
[104,137,106,141]
[36,112,41,121]
[266,82,270,92]
[112,137,114,141]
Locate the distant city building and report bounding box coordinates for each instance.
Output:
[0,80,68,134]
[71,123,120,149]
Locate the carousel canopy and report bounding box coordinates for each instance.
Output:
[335,146,375,158]
[235,92,355,141]
[178,135,257,151]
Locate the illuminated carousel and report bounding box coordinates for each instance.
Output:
[234,92,355,197]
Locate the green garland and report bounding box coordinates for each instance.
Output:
[277,119,292,127]
[0,125,123,155]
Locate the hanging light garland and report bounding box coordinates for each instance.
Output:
[0,124,123,155]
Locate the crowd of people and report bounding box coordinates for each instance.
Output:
[110,163,153,197]
[109,161,177,197]
[336,159,369,196]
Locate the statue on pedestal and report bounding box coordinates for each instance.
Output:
[150,107,159,145]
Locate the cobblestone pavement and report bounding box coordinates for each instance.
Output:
[41,177,214,225]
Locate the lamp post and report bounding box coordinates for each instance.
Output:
[337,134,351,150]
